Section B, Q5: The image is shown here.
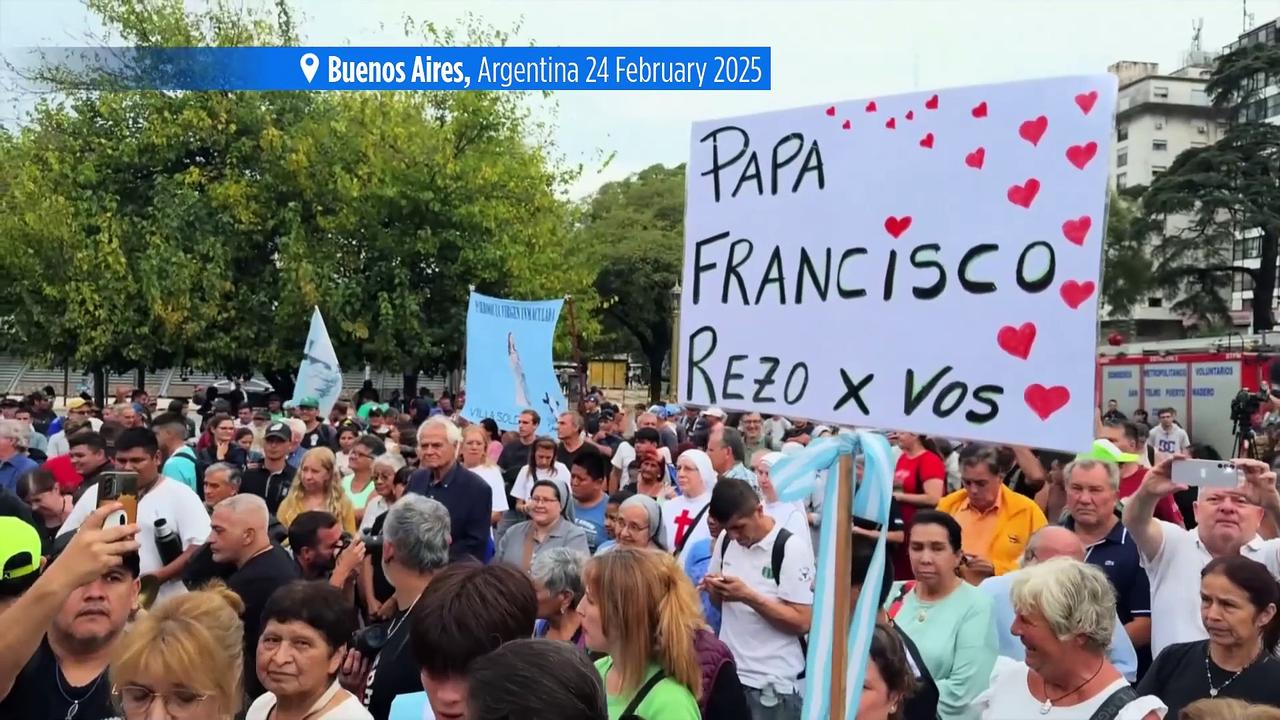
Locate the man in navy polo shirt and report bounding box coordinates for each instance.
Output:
[406,417,492,562]
[1060,450,1152,674]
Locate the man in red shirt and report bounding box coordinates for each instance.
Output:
[1098,422,1184,527]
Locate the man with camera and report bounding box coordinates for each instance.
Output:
[339,494,451,720]
[287,510,365,588]
[207,493,299,698]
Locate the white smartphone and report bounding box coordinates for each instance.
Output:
[1171,459,1240,488]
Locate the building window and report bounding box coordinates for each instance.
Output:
[1246,236,1263,258]
[1152,140,1168,151]
[1234,273,1256,293]
[1191,141,1207,148]
[1117,126,1129,141]
[1116,173,1127,189]
[1117,151,1128,167]
[1147,297,1163,308]
[1152,165,1168,176]
[1153,85,1170,98]
[1268,94,1280,119]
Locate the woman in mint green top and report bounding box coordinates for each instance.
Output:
[342,435,384,523]
[887,511,997,720]
[579,547,702,720]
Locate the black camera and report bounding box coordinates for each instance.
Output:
[360,529,384,549]
[1232,389,1267,427]
[351,621,391,657]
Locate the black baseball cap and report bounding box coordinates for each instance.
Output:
[264,422,292,442]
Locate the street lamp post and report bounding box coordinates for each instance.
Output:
[669,282,682,401]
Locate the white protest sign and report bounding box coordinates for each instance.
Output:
[680,75,1116,452]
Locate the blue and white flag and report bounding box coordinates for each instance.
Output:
[769,430,893,720]
[463,292,566,436]
[290,307,343,416]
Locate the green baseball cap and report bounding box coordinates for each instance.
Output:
[1077,439,1139,464]
[295,396,321,409]
[0,517,42,583]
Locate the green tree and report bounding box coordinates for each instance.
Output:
[0,0,592,396]
[1139,43,1280,332]
[1101,190,1154,318]
[579,164,684,403]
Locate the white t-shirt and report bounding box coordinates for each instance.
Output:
[976,659,1165,719]
[511,463,570,501]
[60,476,211,604]
[709,521,815,692]
[611,441,636,483]
[1141,520,1280,657]
[1147,425,1190,462]
[246,687,374,720]
[662,491,711,562]
[361,495,389,533]
[469,464,510,513]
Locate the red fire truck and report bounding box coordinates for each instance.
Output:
[1097,335,1276,459]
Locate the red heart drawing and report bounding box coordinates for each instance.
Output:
[972,101,988,118]
[965,147,985,169]
[865,101,877,112]
[905,110,915,120]
[885,117,896,129]
[883,215,913,239]
[1066,141,1098,170]
[1061,216,1092,245]
[1019,115,1049,146]
[925,94,939,110]
[842,119,852,130]
[997,322,1037,360]
[1060,280,1096,309]
[825,106,836,117]
[1007,178,1041,208]
[1075,91,1098,115]
[1024,384,1071,421]
[919,133,934,149]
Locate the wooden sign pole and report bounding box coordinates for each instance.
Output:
[829,453,856,720]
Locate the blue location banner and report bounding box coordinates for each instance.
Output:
[16,46,770,91]
[463,292,567,436]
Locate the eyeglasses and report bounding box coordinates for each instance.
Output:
[617,521,650,534]
[114,685,209,717]
[529,496,560,505]
[350,451,373,460]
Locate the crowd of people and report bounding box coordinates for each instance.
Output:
[2,384,1280,719]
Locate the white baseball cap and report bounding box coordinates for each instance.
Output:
[701,407,727,420]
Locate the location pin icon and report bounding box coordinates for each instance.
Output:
[300,53,319,83]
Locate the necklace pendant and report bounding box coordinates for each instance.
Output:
[65,701,79,720]
[1210,688,1219,697]
[916,610,927,623]
[1039,698,1052,714]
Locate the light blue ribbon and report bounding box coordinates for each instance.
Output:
[769,431,893,720]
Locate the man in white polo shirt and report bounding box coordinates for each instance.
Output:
[1122,454,1280,658]
[703,476,814,720]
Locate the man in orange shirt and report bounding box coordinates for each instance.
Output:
[937,444,1047,583]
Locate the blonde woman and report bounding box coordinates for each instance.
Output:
[110,583,246,720]
[277,447,357,535]
[579,547,702,719]
[461,425,509,529]
[1180,698,1280,720]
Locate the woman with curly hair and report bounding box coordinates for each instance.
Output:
[277,447,357,534]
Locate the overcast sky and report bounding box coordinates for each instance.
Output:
[2,0,1278,198]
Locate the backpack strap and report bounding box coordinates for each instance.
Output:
[770,528,793,585]
[672,504,710,556]
[619,668,667,720]
[886,581,916,620]
[1087,685,1139,720]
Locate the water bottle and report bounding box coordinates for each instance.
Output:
[154,518,183,565]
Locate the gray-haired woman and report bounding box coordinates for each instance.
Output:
[530,548,588,647]
[975,557,1165,720]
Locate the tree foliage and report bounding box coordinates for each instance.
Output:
[1139,43,1280,332]
[0,0,593,390]
[1101,190,1153,318]
[578,164,684,402]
